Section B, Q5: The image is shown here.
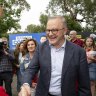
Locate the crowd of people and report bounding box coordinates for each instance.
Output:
[0,15,96,96]
[0,35,47,96]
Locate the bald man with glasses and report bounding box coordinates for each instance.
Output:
[69,30,84,47]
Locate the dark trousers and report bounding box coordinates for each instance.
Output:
[0,71,13,96]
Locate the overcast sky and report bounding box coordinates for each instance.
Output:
[19,0,86,32]
[19,0,50,31]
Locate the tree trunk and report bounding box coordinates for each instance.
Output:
[0,6,3,17]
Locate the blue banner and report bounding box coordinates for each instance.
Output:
[9,32,46,50]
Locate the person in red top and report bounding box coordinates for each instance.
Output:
[0,86,9,96]
[69,30,84,47]
[69,30,84,95]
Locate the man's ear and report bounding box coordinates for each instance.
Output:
[64,27,68,35]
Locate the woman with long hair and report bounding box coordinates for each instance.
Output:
[14,41,25,92]
[84,37,96,96]
[20,39,38,89]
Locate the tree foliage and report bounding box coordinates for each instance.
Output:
[39,14,48,28]
[64,15,82,32]
[0,0,30,34]
[26,14,48,33]
[26,24,45,33]
[26,13,82,33]
[46,0,96,32]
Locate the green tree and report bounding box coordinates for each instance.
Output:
[0,32,8,38]
[0,0,30,34]
[26,14,48,33]
[46,0,96,32]
[26,13,82,33]
[64,15,82,32]
[39,13,48,28]
[26,24,45,33]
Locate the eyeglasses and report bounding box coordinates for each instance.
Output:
[46,28,64,34]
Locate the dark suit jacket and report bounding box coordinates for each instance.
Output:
[23,40,91,96]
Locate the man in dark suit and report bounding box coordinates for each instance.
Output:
[19,16,91,96]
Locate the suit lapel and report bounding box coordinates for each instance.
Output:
[44,41,74,77]
[44,42,51,80]
[62,41,74,76]
[44,41,74,83]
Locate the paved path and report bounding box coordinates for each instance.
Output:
[12,75,18,96]
[12,75,96,96]
[12,75,36,96]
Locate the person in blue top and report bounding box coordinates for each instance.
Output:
[20,39,38,88]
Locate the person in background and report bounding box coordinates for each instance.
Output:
[69,30,84,94]
[14,41,25,92]
[20,39,38,89]
[0,37,14,96]
[19,16,91,96]
[23,38,28,43]
[40,35,47,43]
[84,37,96,96]
[69,30,84,47]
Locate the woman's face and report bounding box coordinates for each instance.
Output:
[19,43,24,51]
[27,40,36,52]
[86,38,93,47]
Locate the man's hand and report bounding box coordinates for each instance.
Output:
[4,49,9,55]
[32,83,37,89]
[16,64,20,68]
[18,84,31,96]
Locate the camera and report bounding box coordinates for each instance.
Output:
[0,41,7,48]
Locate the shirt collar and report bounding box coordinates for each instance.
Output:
[61,39,66,49]
[49,39,66,49]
